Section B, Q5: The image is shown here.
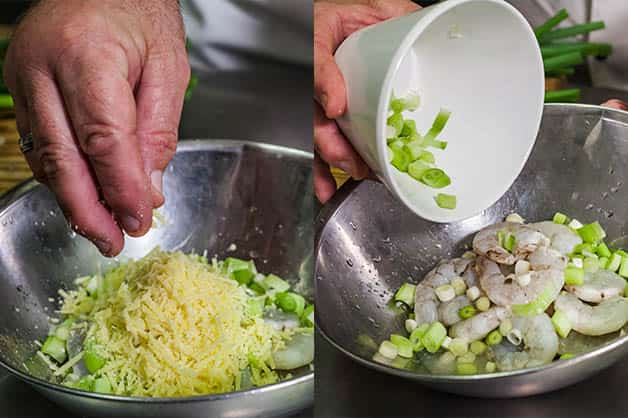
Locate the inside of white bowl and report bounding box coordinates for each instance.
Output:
[381,0,544,223]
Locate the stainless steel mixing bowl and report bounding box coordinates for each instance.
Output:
[0,140,313,417]
[316,104,628,398]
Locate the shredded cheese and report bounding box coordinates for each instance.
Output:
[59,249,287,397]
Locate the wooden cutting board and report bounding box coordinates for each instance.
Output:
[0,25,31,196]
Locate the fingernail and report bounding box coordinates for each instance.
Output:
[121,215,141,234]
[150,170,163,195]
[335,160,353,176]
[93,239,111,255]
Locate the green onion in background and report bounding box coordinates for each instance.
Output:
[538,21,605,44]
[533,8,569,39]
[544,89,581,103]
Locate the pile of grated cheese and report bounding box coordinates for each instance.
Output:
[59,249,288,397]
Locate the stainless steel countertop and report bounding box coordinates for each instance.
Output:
[316,86,628,418]
[0,65,313,418]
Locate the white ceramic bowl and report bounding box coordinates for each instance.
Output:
[334,0,544,222]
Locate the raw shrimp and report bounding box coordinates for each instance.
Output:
[438,295,471,326]
[473,222,550,265]
[530,221,582,255]
[558,330,620,355]
[449,306,510,341]
[527,247,568,271]
[565,269,626,303]
[414,258,473,325]
[554,292,628,336]
[476,252,564,307]
[492,314,558,371]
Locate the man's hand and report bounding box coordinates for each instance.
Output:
[601,99,628,110]
[313,0,419,203]
[3,0,190,256]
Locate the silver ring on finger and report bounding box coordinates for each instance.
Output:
[18,132,34,154]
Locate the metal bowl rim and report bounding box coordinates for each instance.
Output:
[0,139,314,403]
[315,104,628,383]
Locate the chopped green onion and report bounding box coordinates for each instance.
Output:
[534,8,569,39]
[499,319,513,336]
[301,304,315,327]
[418,150,435,164]
[422,322,447,353]
[275,292,306,316]
[470,340,486,355]
[387,112,404,136]
[619,257,628,278]
[41,336,67,363]
[422,109,451,147]
[54,319,74,341]
[577,221,606,243]
[458,305,476,320]
[598,257,609,269]
[394,283,416,307]
[553,212,568,224]
[551,309,572,338]
[512,283,556,315]
[457,352,476,364]
[504,234,516,253]
[225,257,256,285]
[596,242,612,258]
[545,89,581,103]
[560,353,575,360]
[545,67,575,77]
[261,274,290,293]
[402,140,424,161]
[74,376,95,391]
[93,377,112,394]
[485,330,502,346]
[456,362,477,375]
[475,296,490,312]
[449,338,468,356]
[84,349,106,374]
[390,92,420,113]
[420,168,451,189]
[506,213,525,224]
[583,257,599,273]
[607,253,623,272]
[497,229,506,247]
[378,340,398,359]
[485,361,496,373]
[390,334,414,358]
[247,296,266,317]
[564,266,585,285]
[408,160,431,181]
[435,284,455,302]
[249,282,266,295]
[410,323,430,351]
[538,21,605,43]
[401,119,417,137]
[389,147,410,172]
[434,193,456,210]
[451,278,467,296]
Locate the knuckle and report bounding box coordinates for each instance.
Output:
[144,131,178,165]
[78,123,122,158]
[37,141,74,182]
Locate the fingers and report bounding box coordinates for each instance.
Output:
[55,46,153,238]
[135,47,190,207]
[314,154,337,204]
[601,99,628,111]
[314,104,370,180]
[314,3,379,118]
[21,70,125,255]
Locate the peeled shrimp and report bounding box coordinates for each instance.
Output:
[449,306,510,341]
[476,252,564,307]
[530,221,582,255]
[492,314,558,371]
[414,258,473,325]
[565,269,626,303]
[554,292,628,336]
[438,295,471,326]
[473,222,550,265]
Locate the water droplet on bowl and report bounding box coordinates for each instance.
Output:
[349,222,358,230]
[346,259,354,267]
